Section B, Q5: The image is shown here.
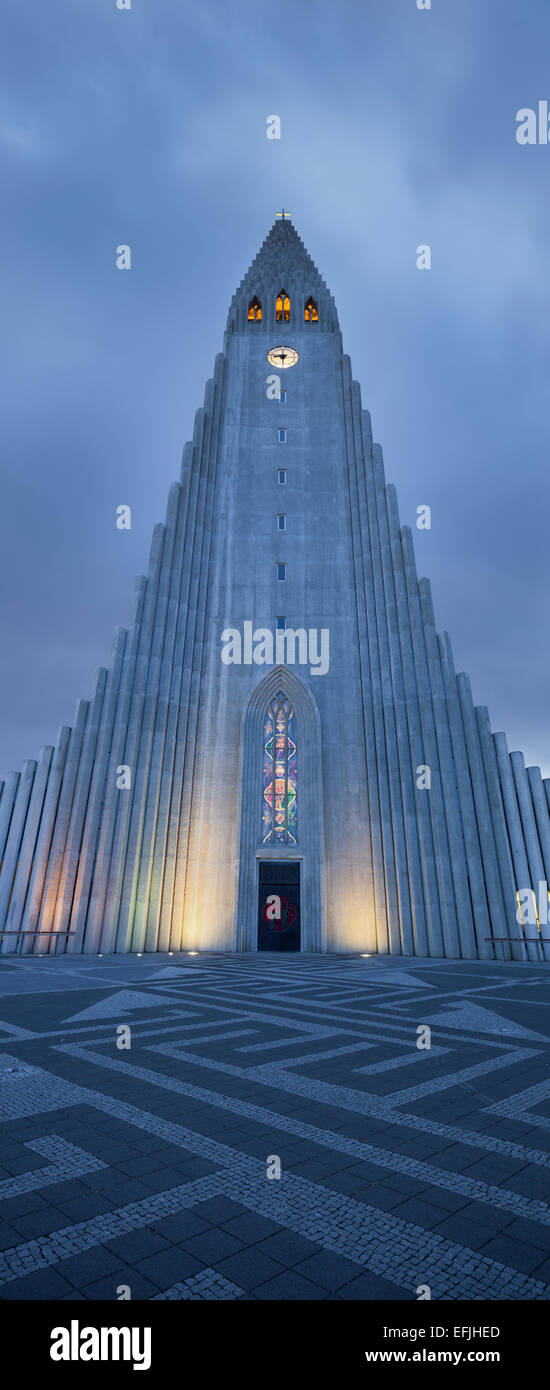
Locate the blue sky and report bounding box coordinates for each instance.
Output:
[1,0,549,778]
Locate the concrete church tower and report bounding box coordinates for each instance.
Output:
[1,215,549,961]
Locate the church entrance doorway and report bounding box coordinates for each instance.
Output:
[258,861,300,951]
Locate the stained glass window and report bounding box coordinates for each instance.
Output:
[262,693,297,845]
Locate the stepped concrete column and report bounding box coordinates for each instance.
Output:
[0,760,36,949]
[511,751,549,961]
[419,578,477,959]
[457,676,503,959]
[83,577,147,952]
[119,486,181,951]
[353,430,399,954]
[341,405,389,955]
[162,408,217,949]
[35,701,89,950]
[493,733,538,962]
[20,727,71,946]
[150,447,198,952]
[136,483,189,952]
[438,635,492,959]
[69,629,127,951]
[5,746,53,943]
[385,491,430,956]
[0,770,20,868]
[369,471,416,957]
[106,523,167,952]
[53,668,108,945]
[475,707,519,961]
[527,766,550,887]
[343,394,390,953]
[171,384,227,952]
[402,527,454,957]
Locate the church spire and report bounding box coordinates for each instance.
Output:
[226,214,339,333]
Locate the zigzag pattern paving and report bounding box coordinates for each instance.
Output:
[0,952,549,1301]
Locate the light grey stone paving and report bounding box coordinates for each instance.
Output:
[152,1269,246,1300]
[0,1136,107,1199]
[0,952,549,1301]
[56,1043,550,1227]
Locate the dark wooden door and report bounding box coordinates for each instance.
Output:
[258,861,300,952]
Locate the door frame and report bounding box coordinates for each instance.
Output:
[257,859,301,951]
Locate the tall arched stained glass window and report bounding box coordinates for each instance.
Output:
[262,693,297,844]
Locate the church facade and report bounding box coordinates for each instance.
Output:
[1,215,549,961]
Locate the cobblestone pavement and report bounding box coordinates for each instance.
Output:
[0,951,549,1301]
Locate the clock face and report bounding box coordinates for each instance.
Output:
[267,345,299,369]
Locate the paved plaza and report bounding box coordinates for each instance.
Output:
[0,951,549,1301]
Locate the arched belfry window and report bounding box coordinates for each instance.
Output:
[248,296,262,321]
[305,297,319,322]
[262,692,297,844]
[276,290,290,323]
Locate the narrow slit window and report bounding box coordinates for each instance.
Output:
[277,514,286,531]
[278,428,287,443]
[277,563,286,581]
[304,296,319,322]
[280,389,287,404]
[278,469,286,485]
[248,296,262,321]
[276,616,286,632]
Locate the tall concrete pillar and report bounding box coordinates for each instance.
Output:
[119,485,181,951]
[419,578,477,959]
[5,746,53,942]
[35,701,89,950]
[52,668,108,946]
[350,426,399,954]
[82,576,146,951]
[135,483,189,952]
[511,751,549,961]
[0,760,36,949]
[171,380,226,951]
[493,733,538,962]
[527,766,550,886]
[457,676,503,958]
[402,527,455,957]
[475,707,519,960]
[0,770,20,868]
[20,727,71,945]
[69,628,127,950]
[105,522,167,952]
[385,490,430,956]
[342,404,390,955]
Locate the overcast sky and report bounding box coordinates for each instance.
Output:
[1,0,549,782]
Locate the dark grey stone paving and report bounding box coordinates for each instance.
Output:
[0,950,549,1299]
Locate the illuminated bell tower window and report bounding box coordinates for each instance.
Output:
[305,297,319,322]
[248,296,262,321]
[276,290,290,322]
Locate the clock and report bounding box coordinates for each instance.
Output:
[267,346,299,369]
